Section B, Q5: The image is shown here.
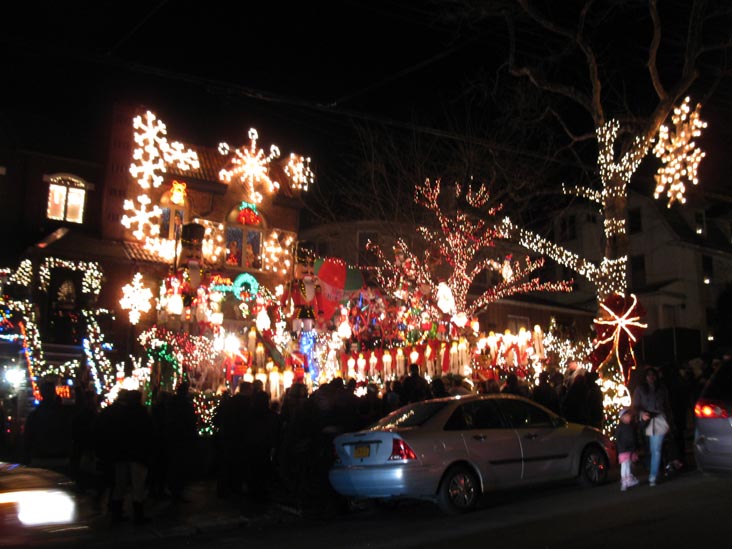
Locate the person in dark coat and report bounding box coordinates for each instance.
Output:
[244,391,280,505]
[584,371,605,430]
[402,364,431,403]
[561,372,589,425]
[532,371,560,414]
[109,389,154,524]
[163,382,197,500]
[23,381,72,474]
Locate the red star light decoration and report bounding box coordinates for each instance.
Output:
[590,293,647,382]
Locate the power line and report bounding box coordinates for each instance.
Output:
[3,39,588,169]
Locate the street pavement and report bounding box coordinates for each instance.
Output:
[30,433,696,548]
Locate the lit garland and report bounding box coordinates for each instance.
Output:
[653,97,707,207]
[82,309,115,393]
[138,326,218,384]
[7,259,33,287]
[38,258,104,295]
[261,230,296,276]
[368,180,572,322]
[193,218,225,264]
[561,182,602,205]
[541,317,594,372]
[120,272,153,325]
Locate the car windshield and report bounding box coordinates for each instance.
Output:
[703,362,732,400]
[372,401,450,429]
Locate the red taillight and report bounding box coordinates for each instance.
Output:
[695,399,730,419]
[388,438,417,461]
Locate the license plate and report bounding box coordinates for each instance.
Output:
[354,444,370,458]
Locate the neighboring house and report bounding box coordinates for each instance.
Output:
[299,219,596,343]
[544,189,732,363]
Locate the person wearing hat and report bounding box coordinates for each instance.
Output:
[615,407,640,491]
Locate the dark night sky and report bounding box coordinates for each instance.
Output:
[1,1,731,196]
[1,1,471,156]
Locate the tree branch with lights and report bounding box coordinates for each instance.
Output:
[368,178,572,326]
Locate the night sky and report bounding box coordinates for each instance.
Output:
[1,1,731,196]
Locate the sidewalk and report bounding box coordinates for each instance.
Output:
[71,478,305,546]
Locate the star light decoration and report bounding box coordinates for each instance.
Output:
[368,179,572,323]
[120,273,153,325]
[122,111,199,256]
[590,293,647,383]
[218,129,281,205]
[584,293,647,434]
[653,97,707,207]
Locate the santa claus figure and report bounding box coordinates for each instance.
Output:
[281,258,323,334]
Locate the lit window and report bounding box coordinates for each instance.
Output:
[44,174,93,224]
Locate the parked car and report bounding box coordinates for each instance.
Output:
[329,393,615,514]
[694,358,732,474]
[0,461,86,544]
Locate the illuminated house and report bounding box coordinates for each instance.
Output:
[0,102,310,391]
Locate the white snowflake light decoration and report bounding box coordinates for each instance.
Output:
[120,273,153,325]
[123,111,199,255]
[653,97,707,207]
[129,111,199,190]
[284,153,314,191]
[219,128,281,204]
[121,194,162,241]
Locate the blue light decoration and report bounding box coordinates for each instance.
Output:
[299,330,318,382]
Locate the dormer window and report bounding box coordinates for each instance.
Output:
[45,174,93,224]
[695,211,706,236]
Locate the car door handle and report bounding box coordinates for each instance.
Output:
[524,433,538,440]
[472,434,487,441]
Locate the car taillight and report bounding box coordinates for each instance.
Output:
[388,438,417,461]
[695,398,730,419]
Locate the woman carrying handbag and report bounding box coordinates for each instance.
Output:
[632,365,672,486]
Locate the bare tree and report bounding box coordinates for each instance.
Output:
[447,0,732,301]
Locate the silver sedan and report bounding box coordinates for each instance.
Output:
[329,393,615,513]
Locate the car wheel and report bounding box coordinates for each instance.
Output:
[579,445,609,486]
[437,465,480,514]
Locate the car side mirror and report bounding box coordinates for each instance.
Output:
[552,416,567,428]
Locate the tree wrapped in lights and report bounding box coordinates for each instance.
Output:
[368,179,572,324]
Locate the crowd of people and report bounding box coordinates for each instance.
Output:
[15,354,723,523]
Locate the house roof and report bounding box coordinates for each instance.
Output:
[26,229,165,266]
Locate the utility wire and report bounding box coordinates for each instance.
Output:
[3,39,587,168]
